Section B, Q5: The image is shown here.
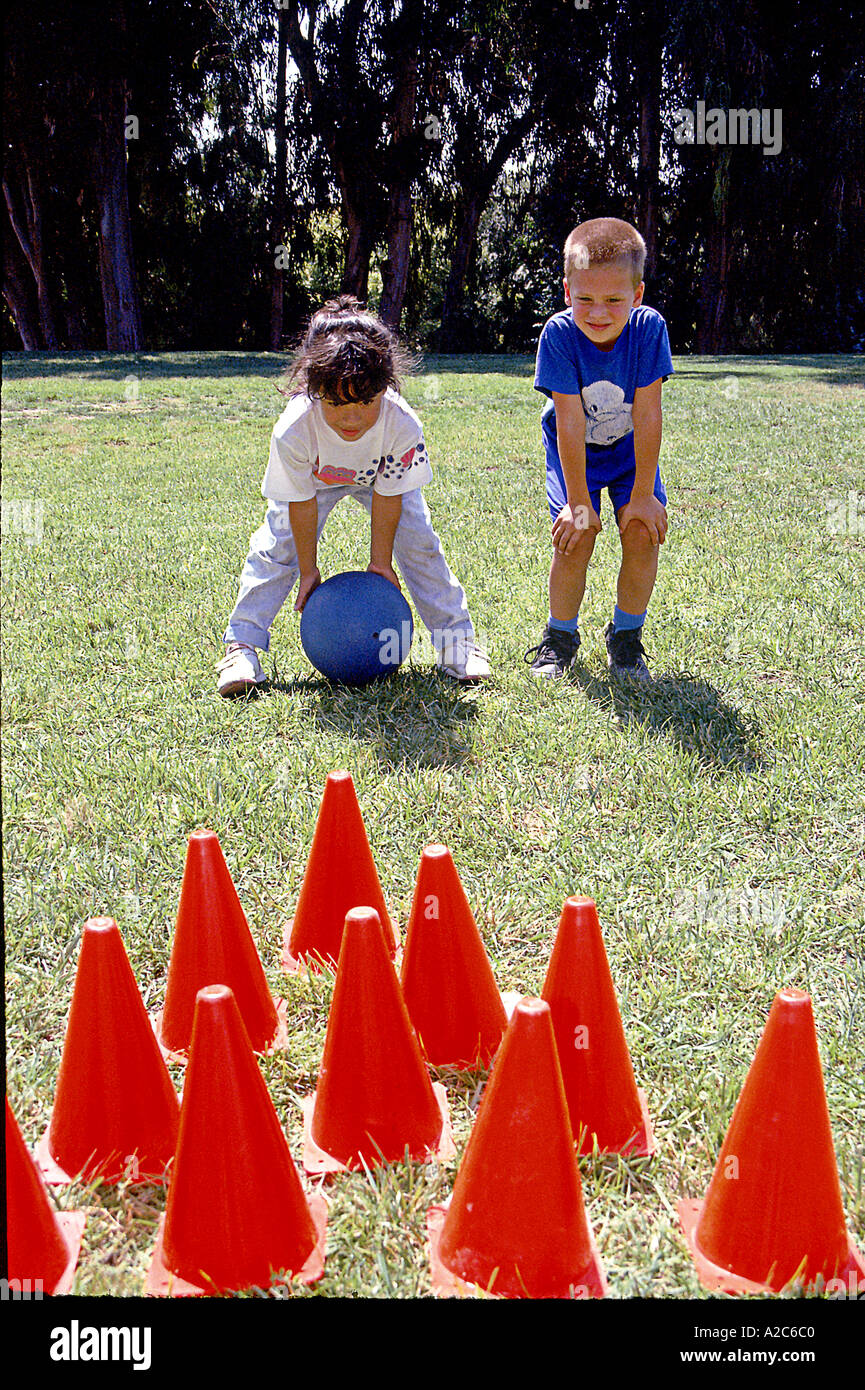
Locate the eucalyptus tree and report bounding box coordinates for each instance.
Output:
[283,0,436,327]
[4,1,143,348]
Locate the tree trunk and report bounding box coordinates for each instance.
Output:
[438,110,536,351]
[3,166,59,348]
[342,203,374,301]
[89,76,142,350]
[696,156,730,353]
[439,193,483,351]
[636,4,662,275]
[60,270,89,348]
[379,186,412,328]
[286,1,379,307]
[3,208,41,348]
[269,7,289,349]
[378,11,420,329]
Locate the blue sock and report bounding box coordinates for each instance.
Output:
[613,606,646,633]
[548,612,579,634]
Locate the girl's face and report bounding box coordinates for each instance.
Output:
[319,390,385,441]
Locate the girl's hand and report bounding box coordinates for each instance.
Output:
[294,567,322,612]
[367,561,402,590]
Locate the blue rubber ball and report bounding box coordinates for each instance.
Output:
[300,570,413,686]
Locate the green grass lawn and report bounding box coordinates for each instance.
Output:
[2,350,863,1300]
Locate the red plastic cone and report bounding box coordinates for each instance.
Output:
[428,998,606,1298]
[303,907,451,1171]
[541,896,654,1156]
[283,771,397,972]
[400,845,508,1067]
[155,829,287,1057]
[6,1097,85,1294]
[678,987,865,1294]
[147,985,326,1296]
[36,917,180,1185]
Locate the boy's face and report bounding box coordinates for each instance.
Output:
[319,389,384,441]
[564,263,644,350]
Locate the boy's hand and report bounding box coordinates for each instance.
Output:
[617,496,668,544]
[551,501,602,555]
[367,561,402,591]
[294,567,322,612]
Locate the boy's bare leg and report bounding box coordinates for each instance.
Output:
[616,518,658,615]
[549,528,597,622]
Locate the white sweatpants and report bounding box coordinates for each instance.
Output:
[223,486,475,655]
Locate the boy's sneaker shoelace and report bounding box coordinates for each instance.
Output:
[524,624,580,679]
[603,622,652,681]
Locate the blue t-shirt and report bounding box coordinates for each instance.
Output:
[534,305,673,462]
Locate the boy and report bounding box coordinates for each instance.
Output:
[525,217,673,680]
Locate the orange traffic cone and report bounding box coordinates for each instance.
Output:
[400,845,508,1068]
[302,907,452,1172]
[146,985,326,1296]
[6,1097,85,1294]
[678,987,865,1295]
[154,829,288,1058]
[36,918,180,1185]
[282,771,397,972]
[427,998,606,1298]
[541,896,654,1156]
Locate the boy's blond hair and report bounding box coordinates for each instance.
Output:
[564,218,646,288]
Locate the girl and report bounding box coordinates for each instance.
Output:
[217,296,489,695]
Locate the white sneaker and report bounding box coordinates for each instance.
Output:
[438,639,491,683]
[216,642,266,696]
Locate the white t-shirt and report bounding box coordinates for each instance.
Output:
[262,388,432,502]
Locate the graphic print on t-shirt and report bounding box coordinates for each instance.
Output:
[262,389,434,501]
[533,305,674,453]
[310,440,429,488]
[311,459,358,485]
[376,440,429,484]
[581,382,632,446]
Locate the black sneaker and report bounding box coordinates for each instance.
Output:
[524,624,580,679]
[604,622,652,681]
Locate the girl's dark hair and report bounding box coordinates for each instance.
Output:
[283,295,416,403]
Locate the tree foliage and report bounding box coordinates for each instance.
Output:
[4,0,862,352]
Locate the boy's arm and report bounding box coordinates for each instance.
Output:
[618,378,668,544]
[368,490,402,589]
[550,392,602,553]
[289,497,321,611]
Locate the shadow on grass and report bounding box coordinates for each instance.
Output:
[571,667,766,774]
[1,351,537,384]
[670,355,864,386]
[417,353,535,377]
[1,351,285,380]
[259,664,481,770]
[5,352,860,387]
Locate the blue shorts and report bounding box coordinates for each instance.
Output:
[543,428,667,525]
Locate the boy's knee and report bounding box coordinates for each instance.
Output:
[554,528,596,565]
[619,517,654,552]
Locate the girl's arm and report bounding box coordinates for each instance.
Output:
[290,497,322,610]
[368,491,402,589]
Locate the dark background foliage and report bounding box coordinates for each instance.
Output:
[4,0,864,353]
